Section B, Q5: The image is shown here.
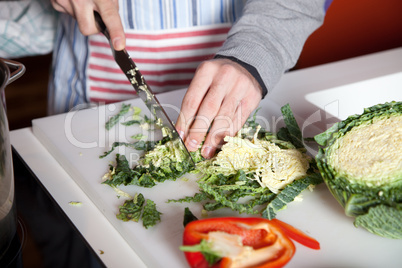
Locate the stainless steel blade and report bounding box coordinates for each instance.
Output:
[94,12,194,166]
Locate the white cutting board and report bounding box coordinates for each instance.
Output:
[32,74,402,267]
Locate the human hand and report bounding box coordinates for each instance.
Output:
[176,58,263,159]
[50,0,125,50]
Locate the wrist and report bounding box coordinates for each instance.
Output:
[214,54,267,99]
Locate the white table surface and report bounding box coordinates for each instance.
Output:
[10,47,402,268]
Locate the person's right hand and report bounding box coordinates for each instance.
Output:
[50,0,125,50]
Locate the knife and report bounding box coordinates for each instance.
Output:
[94,11,194,166]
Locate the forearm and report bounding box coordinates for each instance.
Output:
[216,0,328,97]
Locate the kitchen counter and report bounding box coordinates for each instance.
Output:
[10,47,402,267]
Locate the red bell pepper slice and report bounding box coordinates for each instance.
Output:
[271,219,320,250]
[181,217,319,268]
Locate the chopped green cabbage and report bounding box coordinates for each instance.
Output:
[103,103,323,227]
[169,104,322,219]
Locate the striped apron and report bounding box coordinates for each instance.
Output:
[87,24,231,103]
[86,0,245,104]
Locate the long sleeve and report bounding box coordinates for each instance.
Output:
[0,0,58,58]
[216,0,330,97]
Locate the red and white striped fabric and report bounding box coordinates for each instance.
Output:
[87,24,231,104]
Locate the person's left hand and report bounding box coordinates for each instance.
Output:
[175,58,263,159]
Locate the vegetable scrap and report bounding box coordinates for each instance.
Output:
[105,103,131,130]
[116,193,162,229]
[68,201,82,207]
[101,103,323,229]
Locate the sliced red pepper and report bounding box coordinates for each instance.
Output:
[182,217,319,268]
[271,219,320,250]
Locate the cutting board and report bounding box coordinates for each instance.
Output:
[32,75,402,267]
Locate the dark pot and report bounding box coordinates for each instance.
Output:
[0,58,25,266]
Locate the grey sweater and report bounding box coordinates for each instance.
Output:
[216,0,328,97]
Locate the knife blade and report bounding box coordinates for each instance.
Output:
[94,12,194,166]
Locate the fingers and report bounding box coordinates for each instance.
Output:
[74,2,100,36]
[201,74,261,158]
[202,94,256,158]
[51,0,74,14]
[50,0,125,50]
[175,61,216,140]
[97,1,125,50]
[176,59,263,159]
[183,61,238,151]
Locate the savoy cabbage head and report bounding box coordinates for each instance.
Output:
[315,101,402,239]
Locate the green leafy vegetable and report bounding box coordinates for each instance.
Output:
[262,172,323,219]
[183,207,198,227]
[169,104,323,219]
[170,192,209,204]
[354,205,402,239]
[103,103,323,229]
[103,154,136,187]
[142,199,162,229]
[281,103,304,149]
[105,103,131,130]
[116,194,162,229]
[116,193,145,222]
[131,133,145,140]
[100,138,168,159]
[121,119,142,126]
[315,101,402,239]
